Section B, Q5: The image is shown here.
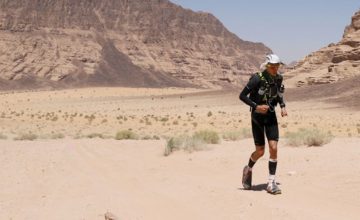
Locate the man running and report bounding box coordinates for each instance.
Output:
[239,54,288,195]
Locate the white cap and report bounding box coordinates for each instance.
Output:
[260,54,284,70]
[265,54,284,65]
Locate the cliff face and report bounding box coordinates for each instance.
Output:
[0,0,271,89]
[285,9,360,88]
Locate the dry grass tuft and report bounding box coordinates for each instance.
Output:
[193,129,220,144]
[115,130,139,140]
[222,128,252,141]
[285,128,333,147]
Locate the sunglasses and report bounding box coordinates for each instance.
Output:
[267,64,280,68]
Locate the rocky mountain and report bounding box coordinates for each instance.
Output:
[0,0,271,90]
[285,9,360,88]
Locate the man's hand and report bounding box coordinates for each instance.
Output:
[255,105,269,114]
[281,107,288,117]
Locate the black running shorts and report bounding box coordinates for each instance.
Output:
[251,111,279,146]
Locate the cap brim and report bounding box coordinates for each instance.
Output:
[268,62,284,65]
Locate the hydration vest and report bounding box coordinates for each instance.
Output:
[256,71,285,111]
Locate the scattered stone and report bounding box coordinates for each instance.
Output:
[105,212,118,220]
[287,171,297,176]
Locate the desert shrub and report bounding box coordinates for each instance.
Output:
[164,135,206,156]
[164,136,184,156]
[222,128,252,141]
[193,129,220,144]
[14,133,38,141]
[141,135,161,140]
[160,117,169,122]
[141,135,152,140]
[153,135,161,140]
[115,130,138,140]
[86,133,105,139]
[182,136,207,153]
[50,133,65,139]
[285,128,333,147]
[0,133,8,140]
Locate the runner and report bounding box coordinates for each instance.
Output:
[239,54,288,194]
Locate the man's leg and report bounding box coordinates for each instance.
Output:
[249,114,266,168]
[248,145,265,168]
[243,114,265,189]
[266,140,281,194]
[268,140,278,184]
[265,115,281,194]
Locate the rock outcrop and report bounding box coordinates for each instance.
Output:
[285,9,360,88]
[0,0,271,90]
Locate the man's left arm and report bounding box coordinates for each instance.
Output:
[277,75,288,117]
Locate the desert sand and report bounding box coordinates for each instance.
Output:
[0,138,359,220]
[0,87,359,220]
[0,87,358,139]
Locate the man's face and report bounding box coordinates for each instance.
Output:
[266,63,280,75]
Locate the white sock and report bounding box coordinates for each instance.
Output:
[250,156,256,162]
[268,175,276,184]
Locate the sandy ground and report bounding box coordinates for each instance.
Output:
[0,87,359,220]
[0,138,359,220]
[0,87,359,139]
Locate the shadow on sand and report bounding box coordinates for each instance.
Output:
[238,182,281,192]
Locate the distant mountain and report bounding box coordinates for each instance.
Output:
[285,9,360,88]
[286,61,298,68]
[0,0,271,90]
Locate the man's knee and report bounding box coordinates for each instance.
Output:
[256,147,265,157]
[268,140,278,149]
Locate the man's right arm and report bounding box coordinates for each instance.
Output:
[239,74,259,109]
[239,87,257,109]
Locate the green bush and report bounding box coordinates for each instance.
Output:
[285,128,333,147]
[115,130,138,140]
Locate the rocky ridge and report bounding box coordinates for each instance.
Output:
[285,9,360,88]
[0,0,271,89]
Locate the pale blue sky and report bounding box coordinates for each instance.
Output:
[170,0,360,63]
